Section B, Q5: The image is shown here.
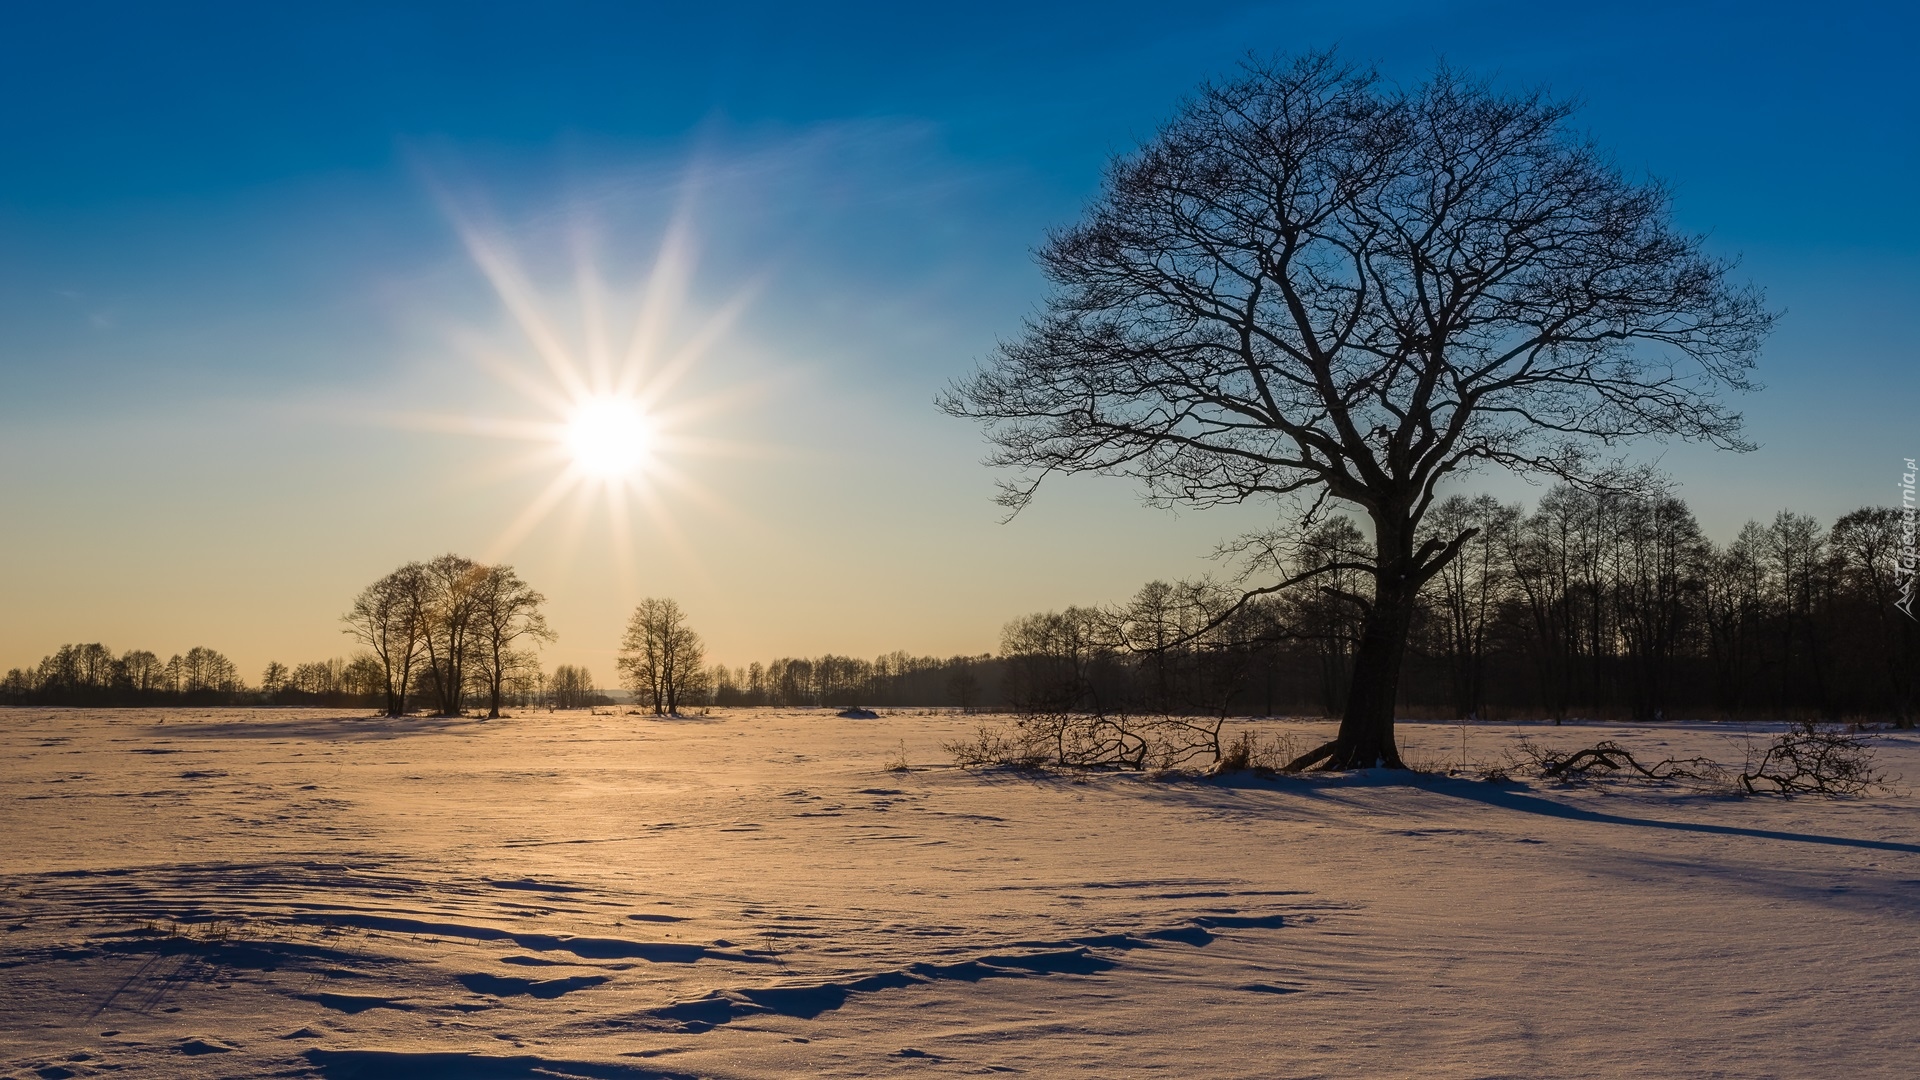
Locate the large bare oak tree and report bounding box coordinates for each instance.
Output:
[942,53,1772,769]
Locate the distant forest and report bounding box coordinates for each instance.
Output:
[0,644,609,712]
[4,486,1915,723]
[715,492,1912,724]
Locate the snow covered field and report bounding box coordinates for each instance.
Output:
[3,707,1916,1079]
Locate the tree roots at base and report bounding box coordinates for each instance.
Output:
[1283,739,1408,772]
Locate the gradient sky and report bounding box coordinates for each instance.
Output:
[2,1,1915,683]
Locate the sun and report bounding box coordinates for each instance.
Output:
[384,192,771,576]
[564,397,653,478]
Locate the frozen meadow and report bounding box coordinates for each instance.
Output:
[2,707,1916,1078]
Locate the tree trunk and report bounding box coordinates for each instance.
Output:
[389,658,409,718]
[1325,588,1414,768]
[1288,519,1418,771]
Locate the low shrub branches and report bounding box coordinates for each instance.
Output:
[1738,721,1883,796]
[1513,722,1885,797]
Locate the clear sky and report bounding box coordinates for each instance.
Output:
[2,1,1915,682]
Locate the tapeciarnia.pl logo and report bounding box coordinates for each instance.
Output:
[1899,458,1918,620]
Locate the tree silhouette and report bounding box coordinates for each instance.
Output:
[1424,495,1517,719]
[469,564,554,718]
[548,664,599,709]
[419,554,485,717]
[343,562,431,716]
[944,52,1772,768]
[260,661,289,697]
[618,598,706,715]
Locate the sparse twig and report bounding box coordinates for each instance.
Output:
[1515,739,1727,786]
[883,741,911,772]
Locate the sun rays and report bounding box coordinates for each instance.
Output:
[384,191,768,584]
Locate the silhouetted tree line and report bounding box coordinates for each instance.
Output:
[314,490,1914,723]
[2,643,255,705]
[4,554,571,714]
[548,665,610,709]
[607,598,1001,713]
[258,654,388,705]
[259,656,599,711]
[704,652,1002,710]
[988,489,1920,727]
[10,495,1910,725]
[0,641,619,711]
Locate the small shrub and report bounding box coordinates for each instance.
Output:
[1214,728,1303,774]
[1216,730,1255,772]
[949,711,1261,772]
[882,740,910,772]
[1740,721,1882,797]
[944,723,1050,769]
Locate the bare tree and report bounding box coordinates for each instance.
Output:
[343,562,431,716]
[291,659,344,697]
[260,661,290,697]
[549,664,597,709]
[1000,607,1104,714]
[120,650,163,694]
[946,659,980,711]
[181,646,239,694]
[943,52,1771,768]
[469,563,554,718]
[1763,511,1828,710]
[1830,507,1919,727]
[1702,520,1768,714]
[343,653,387,700]
[618,598,707,715]
[1426,495,1519,719]
[420,554,485,716]
[1613,492,1708,720]
[32,643,118,696]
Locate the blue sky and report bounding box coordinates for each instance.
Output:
[1,1,1915,677]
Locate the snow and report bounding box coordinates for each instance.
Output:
[3,707,1917,1078]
